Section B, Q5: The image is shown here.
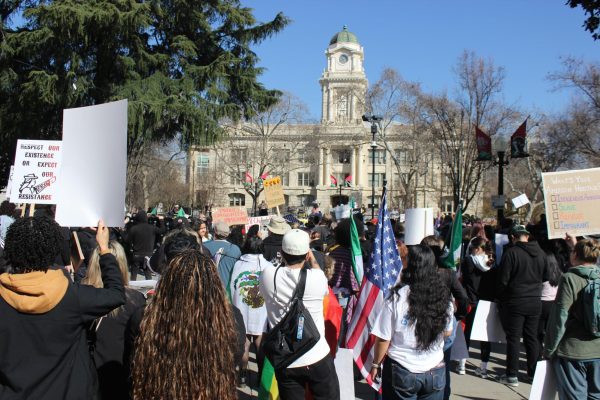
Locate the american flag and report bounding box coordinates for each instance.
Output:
[345,189,403,391]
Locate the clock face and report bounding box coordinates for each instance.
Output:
[339,54,349,64]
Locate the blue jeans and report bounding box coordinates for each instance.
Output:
[382,357,445,400]
[553,357,600,400]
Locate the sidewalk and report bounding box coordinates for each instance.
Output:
[238,342,553,399]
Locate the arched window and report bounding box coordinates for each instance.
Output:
[229,193,245,207]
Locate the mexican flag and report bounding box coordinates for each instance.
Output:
[176,208,186,218]
[441,204,462,270]
[349,199,364,283]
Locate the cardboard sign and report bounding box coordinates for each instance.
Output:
[470,300,506,343]
[529,360,558,400]
[512,193,530,209]
[404,208,434,245]
[542,167,600,239]
[10,140,62,204]
[263,176,285,208]
[55,100,128,228]
[212,207,249,226]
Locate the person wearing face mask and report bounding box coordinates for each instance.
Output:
[461,236,496,379]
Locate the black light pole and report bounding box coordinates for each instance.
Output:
[495,148,509,225]
[362,114,383,219]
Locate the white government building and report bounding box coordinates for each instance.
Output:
[187,26,484,216]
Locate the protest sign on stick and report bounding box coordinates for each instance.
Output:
[542,167,600,239]
[263,176,285,208]
[470,300,506,343]
[10,140,62,204]
[55,100,128,227]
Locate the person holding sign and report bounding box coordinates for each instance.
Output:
[0,217,125,399]
[543,236,600,399]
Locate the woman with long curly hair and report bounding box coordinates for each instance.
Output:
[131,249,237,400]
[370,245,453,400]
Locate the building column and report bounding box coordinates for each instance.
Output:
[321,86,327,123]
[324,148,331,187]
[318,147,324,186]
[354,146,361,187]
[327,88,333,122]
[350,146,356,186]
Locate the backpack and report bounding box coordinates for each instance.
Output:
[581,267,600,337]
[262,266,321,369]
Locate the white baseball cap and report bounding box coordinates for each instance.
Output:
[282,229,310,256]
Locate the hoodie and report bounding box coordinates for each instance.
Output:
[0,254,125,400]
[544,265,600,360]
[497,241,548,302]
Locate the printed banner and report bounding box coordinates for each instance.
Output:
[542,167,600,239]
[212,207,249,226]
[10,140,62,204]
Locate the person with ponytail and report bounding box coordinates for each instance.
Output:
[370,245,453,400]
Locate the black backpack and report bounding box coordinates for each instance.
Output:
[262,266,321,370]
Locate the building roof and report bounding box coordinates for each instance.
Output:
[329,25,359,45]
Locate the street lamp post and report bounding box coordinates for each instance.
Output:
[494,136,509,225]
[362,114,383,219]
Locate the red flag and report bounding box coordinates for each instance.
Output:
[323,288,343,357]
[344,175,352,187]
[245,171,253,184]
[259,172,268,180]
[330,175,338,187]
[510,120,529,158]
[475,126,492,161]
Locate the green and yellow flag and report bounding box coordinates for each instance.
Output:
[258,359,279,400]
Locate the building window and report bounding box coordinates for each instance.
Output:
[231,148,247,161]
[229,171,245,185]
[297,172,312,186]
[441,196,454,213]
[196,153,209,172]
[281,173,289,186]
[334,149,351,164]
[229,193,245,206]
[298,194,315,207]
[394,149,409,165]
[368,173,386,187]
[368,149,386,165]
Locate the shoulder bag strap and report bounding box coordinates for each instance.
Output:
[296,266,308,300]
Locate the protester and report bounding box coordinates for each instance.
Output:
[259,229,340,399]
[124,210,164,280]
[262,215,291,264]
[0,217,125,399]
[204,221,242,296]
[131,249,237,399]
[82,240,146,400]
[497,225,548,386]
[328,217,360,306]
[148,226,209,274]
[538,250,562,358]
[259,200,269,216]
[544,237,600,399]
[461,236,495,379]
[230,236,270,386]
[370,245,453,400]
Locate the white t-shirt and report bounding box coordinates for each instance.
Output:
[230,254,270,335]
[259,264,330,368]
[371,285,453,373]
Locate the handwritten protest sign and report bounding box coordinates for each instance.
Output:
[212,207,249,226]
[245,215,272,235]
[542,167,600,239]
[263,176,285,208]
[470,300,506,343]
[55,100,128,227]
[10,140,62,204]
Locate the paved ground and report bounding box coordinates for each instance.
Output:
[238,342,555,399]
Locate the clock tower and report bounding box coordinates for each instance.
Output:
[319,26,368,125]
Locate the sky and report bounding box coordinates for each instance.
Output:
[244,0,598,121]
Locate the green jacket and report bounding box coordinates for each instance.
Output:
[543,265,600,360]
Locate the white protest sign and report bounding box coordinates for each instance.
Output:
[404,208,434,245]
[334,348,355,400]
[495,233,509,267]
[5,166,14,200]
[55,100,128,227]
[529,360,558,400]
[470,300,506,343]
[512,193,530,209]
[10,140,62,204]
[245,215,272,236]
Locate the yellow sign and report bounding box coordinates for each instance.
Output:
[542,167,600,239]
[263,176,285,208]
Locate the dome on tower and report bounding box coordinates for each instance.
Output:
[329,25,359,45]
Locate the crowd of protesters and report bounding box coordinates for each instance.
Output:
[0,198,599,400]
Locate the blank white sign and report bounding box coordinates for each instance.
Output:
[470,300,506,343]
[55,100,127,227]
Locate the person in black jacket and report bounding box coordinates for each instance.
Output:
[82,240,146,400]
[124,211,164,280]
[0,217,125,400]
[496,225,548,386]
[261,216,290,265]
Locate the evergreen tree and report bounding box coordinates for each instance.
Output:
[0,0,289,187]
